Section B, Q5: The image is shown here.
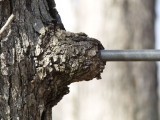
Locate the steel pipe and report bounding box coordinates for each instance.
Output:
[99,50,160,61]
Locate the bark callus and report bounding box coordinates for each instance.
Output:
[32,24,106,119]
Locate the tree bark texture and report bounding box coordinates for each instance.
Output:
[0,0,105,119]
[52,0,158,120]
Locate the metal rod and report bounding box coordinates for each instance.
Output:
[99,50,160,61]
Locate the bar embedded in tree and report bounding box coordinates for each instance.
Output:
[99,50,160,61]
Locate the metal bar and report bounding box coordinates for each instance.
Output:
[99,50,160,61]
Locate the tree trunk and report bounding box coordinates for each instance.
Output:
[79,1,158,120]
[0,0,105,119]
[53,0,158,120]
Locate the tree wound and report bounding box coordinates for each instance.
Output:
[33,24,106,107]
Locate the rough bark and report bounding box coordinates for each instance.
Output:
[52,0,158,120]
[0,0,105,119]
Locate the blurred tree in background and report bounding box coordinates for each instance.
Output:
[53,0,158,120]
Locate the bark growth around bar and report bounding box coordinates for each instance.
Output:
[0,0,105,119]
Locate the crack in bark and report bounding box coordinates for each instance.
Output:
[8,75,12,119]
[8,0,13,14]
[26,0,31,12]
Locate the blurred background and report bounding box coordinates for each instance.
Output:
[52,0,159,120]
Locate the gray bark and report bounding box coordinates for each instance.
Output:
[0,0,105,119]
